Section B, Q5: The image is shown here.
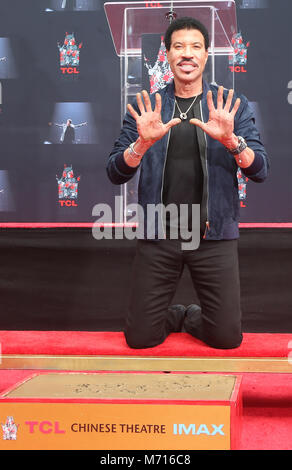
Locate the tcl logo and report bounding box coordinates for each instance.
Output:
[25,421,66,434]
[145,2,162,6]
[60,67,79,74]
[228,66,247,73]
[59,200,78,207]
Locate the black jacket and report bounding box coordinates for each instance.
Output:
[107,80,269,240]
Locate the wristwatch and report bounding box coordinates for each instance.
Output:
[227,136,247,155]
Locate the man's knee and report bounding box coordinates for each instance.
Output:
[124,326,164,350]
[204,327,242,350]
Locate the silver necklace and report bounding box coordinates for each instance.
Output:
[175,95,198,120]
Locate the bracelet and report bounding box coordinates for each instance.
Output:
[125,142,143,167]
[128,142,143,157]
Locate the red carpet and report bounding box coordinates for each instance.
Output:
[1,331,292,450]
[0,331,291,356]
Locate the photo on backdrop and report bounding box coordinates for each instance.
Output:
[44,102,98,144]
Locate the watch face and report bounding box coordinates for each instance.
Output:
[228,137,247,155]
[237,137,247,154]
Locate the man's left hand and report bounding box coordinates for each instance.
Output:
[189,86,241,148]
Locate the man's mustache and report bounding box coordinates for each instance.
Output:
[177,59,198,67]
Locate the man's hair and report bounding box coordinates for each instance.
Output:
[164,17,209,51]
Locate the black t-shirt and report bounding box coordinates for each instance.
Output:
[162,94,204,235]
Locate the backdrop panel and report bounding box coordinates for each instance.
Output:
[0,0,290,225]
[0,228,291,332]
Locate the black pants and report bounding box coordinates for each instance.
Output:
[124,238,242,350]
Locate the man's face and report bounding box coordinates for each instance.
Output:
[166,28,208,86]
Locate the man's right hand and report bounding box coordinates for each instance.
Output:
[124,90,180,168]
[127,90,181,146]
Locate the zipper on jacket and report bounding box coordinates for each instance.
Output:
[160,100,176,239]
[203,220,210,239]
[199,99,210,239]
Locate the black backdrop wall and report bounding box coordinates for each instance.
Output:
[0,228,292,333]
[0,0,291,223]
[0,0,291,332]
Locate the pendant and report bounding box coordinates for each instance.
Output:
[180,112,187,120]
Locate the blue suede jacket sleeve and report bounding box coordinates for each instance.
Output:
[106,107,139,185]
[234,95,269,183]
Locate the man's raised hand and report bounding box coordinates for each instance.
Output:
[127,90,181,145]
[189,86,241,147]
